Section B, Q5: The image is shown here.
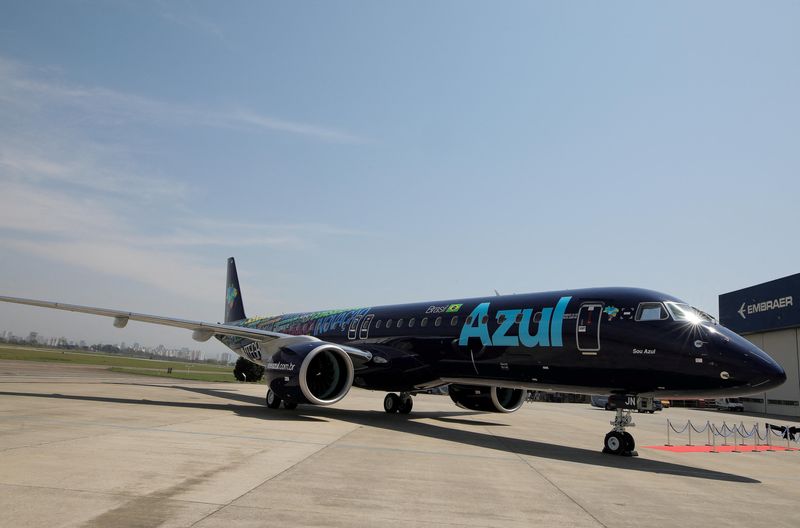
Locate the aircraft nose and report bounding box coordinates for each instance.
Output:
[733,334,786,392]
[759,356,786,391]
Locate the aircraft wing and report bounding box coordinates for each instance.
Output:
[0,295,372,362]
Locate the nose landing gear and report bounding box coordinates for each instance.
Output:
[603,408,637,456]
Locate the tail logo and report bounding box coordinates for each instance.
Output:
[226,286,239,308]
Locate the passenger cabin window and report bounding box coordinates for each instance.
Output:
[375,320,382,329]
[450,316,458,326]
[466,316,473,325]
[409,318,416,328]
[497,314,506,323]
[515,313,523,324]
[397,319,404,328]
[533,312,542,323]
[481,315,489,324]
[386,319,393,328]
[635,303,669,321]
[421,317,429,327]
[435,316,442,327]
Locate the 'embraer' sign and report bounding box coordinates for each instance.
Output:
[738,297,793,319]
[720,274,800,334]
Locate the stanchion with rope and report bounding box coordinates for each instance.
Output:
[665,419,672,447]
[766,423,775,452]
[710,427,718,453]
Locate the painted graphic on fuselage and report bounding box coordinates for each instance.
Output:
[244,307,371,337]
[459,296,572,348]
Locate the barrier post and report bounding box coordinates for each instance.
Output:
[721,422,730,446]
[732,427,741,453]
[766,424,775,452]
[687,424,693,446]
[751,423,761,453]
[710,428,717,453]
[665,420,672,447]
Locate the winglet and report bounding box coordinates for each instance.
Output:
[225,257,246,323]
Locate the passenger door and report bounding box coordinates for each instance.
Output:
[577,303,603,354]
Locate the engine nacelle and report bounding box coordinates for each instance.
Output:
[449,384,527,413]
[265,342,354,406]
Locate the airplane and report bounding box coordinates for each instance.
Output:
[0,257,786,456]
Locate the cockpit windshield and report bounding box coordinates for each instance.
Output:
[664,302,717,325]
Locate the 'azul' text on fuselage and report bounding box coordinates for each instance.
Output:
[459,296,572,348]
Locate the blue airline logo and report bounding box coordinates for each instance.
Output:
[458,296,572,348]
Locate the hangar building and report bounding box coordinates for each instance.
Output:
[720,274,800,417]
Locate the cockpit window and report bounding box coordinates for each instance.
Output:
[635,302,668,321]
[664,302,717,324]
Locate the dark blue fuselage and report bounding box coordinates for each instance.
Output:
[223,287,786,398]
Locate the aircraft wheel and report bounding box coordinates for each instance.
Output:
[266,389,282,409]
[283,401,298,410]
[623,432,635,451]
[398,396,413,415]
[603,431,626,455]
[384,393,401,413]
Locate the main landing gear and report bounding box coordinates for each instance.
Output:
[384,393,413,414]
[603,408,637,456]
[265,389,298,410]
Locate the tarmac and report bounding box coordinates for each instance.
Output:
[0,360,798,528]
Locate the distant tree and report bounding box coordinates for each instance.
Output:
[234,356,264,382]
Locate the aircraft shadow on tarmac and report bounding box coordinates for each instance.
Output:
[0,386,759,484]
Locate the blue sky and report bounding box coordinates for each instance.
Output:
[0,1,798,355]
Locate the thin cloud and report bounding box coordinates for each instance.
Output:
[0,55,369,144]
[154,0,230,46]
[0,146,188,200]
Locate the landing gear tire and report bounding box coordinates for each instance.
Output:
[266,389,281,409]
[283,401,298,410]
[602,407,638,456]
[384,393,401,413]
[398,396,413,415]
[603,432,626,455]
[623,432,635,452]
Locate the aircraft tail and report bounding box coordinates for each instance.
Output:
[225,257,246,323]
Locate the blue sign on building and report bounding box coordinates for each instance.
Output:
[719,273,800,334]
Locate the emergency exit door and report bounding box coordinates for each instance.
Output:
[577,303,603,353]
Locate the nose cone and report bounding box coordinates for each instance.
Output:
[756,352,787,392]
[725,331,786,393]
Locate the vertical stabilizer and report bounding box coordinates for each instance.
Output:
[225,257,246,323]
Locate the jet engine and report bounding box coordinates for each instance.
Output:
[264,341,354,406]
[448,384,527,413]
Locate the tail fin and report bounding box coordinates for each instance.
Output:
[225,257,246,323]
